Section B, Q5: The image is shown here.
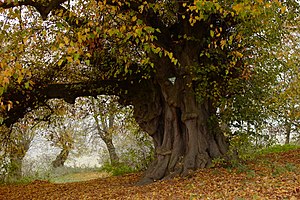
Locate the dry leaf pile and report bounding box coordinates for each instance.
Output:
[0,149,299,199]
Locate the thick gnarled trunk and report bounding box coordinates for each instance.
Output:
[128,31,231,184]
[132,75,228,185]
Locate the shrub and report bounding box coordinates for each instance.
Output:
[100,162,136,176]
[257,144,300,155]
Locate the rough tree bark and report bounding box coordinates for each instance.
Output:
[52,148,70,168]
[123,19,230,183]
[129,76,228,185]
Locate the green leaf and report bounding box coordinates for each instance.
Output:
[137,19,143,25]
[56,22,64,29]
[25,82,30,89]
[159,51,163,57]
[0,87,4,96]
[74,54,80,61]
[144,26,155,33]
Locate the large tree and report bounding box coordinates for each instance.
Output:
[0,0,298,184]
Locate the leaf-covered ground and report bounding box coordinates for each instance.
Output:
[1,149,299,199]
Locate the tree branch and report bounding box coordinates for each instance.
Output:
[2,78,140,126]
[52,5,86,27]
[0,0,39,9]
[0,0,68,20]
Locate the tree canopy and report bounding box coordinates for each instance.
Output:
[1,0,299,184]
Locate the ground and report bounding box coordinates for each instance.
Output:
[1,149,299,199]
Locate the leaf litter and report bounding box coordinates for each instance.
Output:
[0,149,299,199]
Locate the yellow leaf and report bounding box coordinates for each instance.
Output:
[120,25,126,32]
[64,37,69,45]
[17,75,23,84]
[132,16,137,22]
[58,59,64,66]
[66,56,73,63]
[67,47,73,54]
[234,51,243,58]
[232,3,243,13]
[23,37,28,44]
[3,77,9,85]
[139,5,144,13]
[210,30,215,38]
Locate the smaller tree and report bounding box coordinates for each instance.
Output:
[267,29,300,144]
[90,96,120,165]
[76,95,154,169]
[42,99,82,168]
[47,121,75,168]
[75,96,123,165]
[0,110,42,181]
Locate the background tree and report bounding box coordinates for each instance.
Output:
[267,26,300,144]
[41,99,85,168]
[89,96,120,165]
[0,0,299,184]
[217,5,300,148]
[0,108,47,181]
[75,95,154,169]
[46,120,75,168]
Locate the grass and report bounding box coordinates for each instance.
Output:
[1,166,110,185]
[49,166,111,183]
[50,171,111,183]
[99,162,137,176]
[257,144,300,155]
